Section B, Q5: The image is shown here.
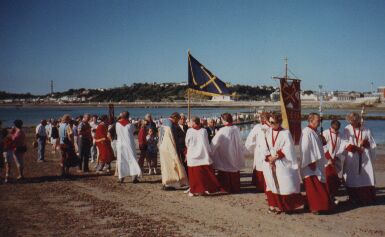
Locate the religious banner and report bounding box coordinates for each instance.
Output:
[188,52,231,96]
[279,79,301,145]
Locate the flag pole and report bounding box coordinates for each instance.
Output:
[187,49,191,120]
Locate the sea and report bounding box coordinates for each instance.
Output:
[1,106,385,144]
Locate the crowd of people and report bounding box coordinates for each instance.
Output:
[0,109,377,215]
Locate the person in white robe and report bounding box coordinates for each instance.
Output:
[158,113,188,190]
[116,111,142,183]
[261,112,304,214]
[211,113,245,193]
[299,113,333,214]
[185,116,224,196]
[343,112,376,205]
[322,119,346,201]
[245,111,271,192]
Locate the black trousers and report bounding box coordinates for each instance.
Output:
[78,138,91,172]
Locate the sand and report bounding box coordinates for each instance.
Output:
[0,128,384,237]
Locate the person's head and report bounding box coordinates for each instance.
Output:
[41,119,47,126]
[91,115,98,122]
[169,112,181,124]
[221,113,233,125]
[207,118,215,128]
[191,116,201,128]
[62,114,71,123]
[13,119,23,129]
[148,127,154,136]
[259,111,270,124]
[1,128,8,138]
[76,115,83,122]
[269,112,282,130]
[331,119,341,131]
[179,114,187,125]
[145,113,153,122]
[121,111,130,120]
[100,114,108,123]
[308,112,321,129]
[346,112,361,127]
[83,113,91,122]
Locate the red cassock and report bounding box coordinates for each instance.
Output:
[325,164,340,197]
[217,171,241,193]
[252,169,266,193]
[265,191,304,212]
[303,176,333,212]
[95,123,115,164]
[188,165,224,194]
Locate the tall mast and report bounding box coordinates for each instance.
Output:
[284,57,288,80]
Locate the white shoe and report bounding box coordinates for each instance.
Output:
[188,192,194,197]
[148,169,153,175]
[153,168,157,175]
[183,188,191,194]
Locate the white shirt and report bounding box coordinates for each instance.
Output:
[36,124,47,137]
[185,128,212,167]
[211,125,246,172]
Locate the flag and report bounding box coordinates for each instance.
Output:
[188,52,231,96]
[279,79,301,145]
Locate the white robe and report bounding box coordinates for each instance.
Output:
[185,128,212,167]
[343,124,376,188]
[116,122,142,179]
[322,128,346,175]
[245,123,270,172]
[211,125,245,172]
[299,127,327,182]
[262,128,301,195]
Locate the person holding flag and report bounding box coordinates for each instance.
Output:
[343,112,376,205]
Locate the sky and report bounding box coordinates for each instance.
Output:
[0,0,385,94]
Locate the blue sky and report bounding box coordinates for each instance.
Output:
[1,0,385,94]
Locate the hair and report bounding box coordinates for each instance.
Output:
[145,113,152,121]
[221,113,233,124]
[170,112,181,120]
[307,112,320,122]
[1,128,8,137]
[191,116,201,126]
[180,113,186,119]
[269,112,282,124]
[121,111,130,119]
[62,114,71,123]
[13,119,23,129]
[331,119,341,128]
[346,112,361,124]
[100,114,108,122]
[260,111,271,120]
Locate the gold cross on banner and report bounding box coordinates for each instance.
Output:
[199,66,222,94]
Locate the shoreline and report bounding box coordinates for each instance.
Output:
[1,101,384,110]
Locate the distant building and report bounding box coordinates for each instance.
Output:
[211,95,233,102]
[270,90,280,102]
[378,86,385,102]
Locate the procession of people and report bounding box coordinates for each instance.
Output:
[0,109,378,215]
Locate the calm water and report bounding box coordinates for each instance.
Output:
[1,106,385,144]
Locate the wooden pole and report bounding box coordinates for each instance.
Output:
[187,49,191,120]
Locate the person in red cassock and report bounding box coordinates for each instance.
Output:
[95,115,115,173]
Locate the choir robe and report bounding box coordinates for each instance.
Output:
[245,123,269,192]
[343,124,376,204]
[262,128,304,212]
[159,119,189,188]
[95,122,115,165]
[116,119,142,179]
[322,128,346,197]
[211,125,245,193]
[299,126,333,212]
[185,127,224,194]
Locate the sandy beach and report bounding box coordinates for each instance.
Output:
[0,128,385,237]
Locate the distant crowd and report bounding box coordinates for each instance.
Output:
[0,110,377,215]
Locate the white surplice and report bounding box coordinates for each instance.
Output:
[299,126,328,182]
[245,123,270,172]
[185,128,212,167]
[116,121,142,179]
[262,128,301,195]
[211,125,245,172]
[322,128,346,174]
[343,124,376,188]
